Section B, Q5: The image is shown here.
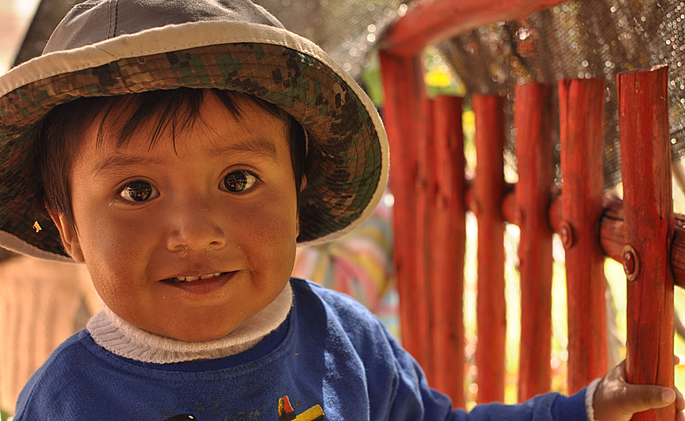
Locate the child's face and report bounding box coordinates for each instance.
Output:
[51,93,299,341]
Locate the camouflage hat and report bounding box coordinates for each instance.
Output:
[0,0,389,261]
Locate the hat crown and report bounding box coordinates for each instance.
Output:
[44,0,285,54]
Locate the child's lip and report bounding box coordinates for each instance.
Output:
[159,271,238,295]
[161,272,226,283]
[159,270,231,283]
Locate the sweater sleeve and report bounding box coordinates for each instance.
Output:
[384,323,588,421]
[308,280,589,421]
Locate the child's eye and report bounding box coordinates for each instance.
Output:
[119,181,157,202]
[221,170,258,193]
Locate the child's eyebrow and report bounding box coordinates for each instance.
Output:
[91,154,164,177]
[90,137,280,177]
[210,136,279,161]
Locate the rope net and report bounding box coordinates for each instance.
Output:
[435,0,685,187]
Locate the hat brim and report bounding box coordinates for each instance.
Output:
[0,21,389,261]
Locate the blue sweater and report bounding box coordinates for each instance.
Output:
[15,278,587,420]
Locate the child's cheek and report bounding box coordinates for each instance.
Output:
[227,193,299,275]
[80,211,156,288]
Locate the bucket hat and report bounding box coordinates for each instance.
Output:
[0,0,389,261]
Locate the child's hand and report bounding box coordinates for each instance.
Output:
[593,360,685,421]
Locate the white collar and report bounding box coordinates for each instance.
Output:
[87,281,293,364]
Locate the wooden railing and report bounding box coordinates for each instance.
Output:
[379,1,677,418]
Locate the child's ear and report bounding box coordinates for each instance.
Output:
[47,210,85,262]
[296,175,307,236]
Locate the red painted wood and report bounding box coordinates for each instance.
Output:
[379,52,423,360]
[465,184,685,290]
[379,0,571,57]
[669,213,685,288]
[416,96,436,379]
[472,94,507,404]
[558,78,608,394]
[600,195,685,292]
[618,65,674,421]
[430,95,466,407]
[514,84,553,401]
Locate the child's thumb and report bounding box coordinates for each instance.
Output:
[621,384,676,414]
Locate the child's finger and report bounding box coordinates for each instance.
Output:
[618,384,675,414]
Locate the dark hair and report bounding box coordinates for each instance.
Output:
[36,88,307,231]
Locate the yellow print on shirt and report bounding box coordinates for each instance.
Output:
[163,395,324,421]
[278,395,324,421]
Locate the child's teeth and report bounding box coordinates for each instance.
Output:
[173,273,222,282]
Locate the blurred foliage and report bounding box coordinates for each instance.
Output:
[360,46,466,107]
[423,46,466,98]
[360,51,384,107]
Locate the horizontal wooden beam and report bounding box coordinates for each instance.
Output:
[464,182,685,288]
[379,0,572,56]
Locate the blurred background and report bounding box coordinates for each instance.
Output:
[0,0,39,74]
[2,0,685,419]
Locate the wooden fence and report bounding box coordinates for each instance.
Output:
[379,1,677,419]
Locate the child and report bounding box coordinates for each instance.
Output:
[0,0,681,419]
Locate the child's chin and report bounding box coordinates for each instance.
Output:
[136,317,240,342]
[164,325,238,342]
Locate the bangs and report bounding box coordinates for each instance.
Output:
[36,88,307,234]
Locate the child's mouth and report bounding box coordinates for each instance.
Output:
[160,271,237,296]
[163,272,228,283]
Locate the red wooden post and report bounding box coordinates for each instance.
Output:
[618,65,675,421]
[430,95,466,407]
[416,96,436,379]
[514,84,553,401]
[558,78,608,394]
[472,94,507,403]
[379,52,424,360]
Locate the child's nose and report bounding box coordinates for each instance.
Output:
[165,198,226,252]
